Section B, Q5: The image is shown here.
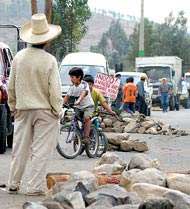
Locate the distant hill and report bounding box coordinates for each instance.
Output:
[78,12,136,51]
[0,1,136,53]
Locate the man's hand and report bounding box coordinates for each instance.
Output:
[74,100,80,106]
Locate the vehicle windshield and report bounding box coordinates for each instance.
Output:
[138,66,171,83]
[120,75,140,85]
[60,65,105,85]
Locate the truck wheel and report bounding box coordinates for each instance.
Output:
[0,104,7,154]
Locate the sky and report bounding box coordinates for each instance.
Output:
[88,0,190,25]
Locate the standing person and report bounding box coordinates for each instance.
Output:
[7,14,63,195]
[159,78,171,112]
[122,77,137,114]
[137,75,147,115]
[112,74,123,110]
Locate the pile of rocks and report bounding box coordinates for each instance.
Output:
[106,133,149,152]
[101,112,188,136]
[24,153,190,209]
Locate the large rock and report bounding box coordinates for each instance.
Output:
[113,121,125,133]
[103,118,113,127]
[93,163,124,175]
[86,184,141,206]
[123,121,137,133]
[86,196,115,208]
[166,173,190,195]
[131,183,169,200]
[120,169,141,189]
[120,140,148,152]
[66,192,85,209]
[138,198,174,209]
[42,200,66,209]
[95,153,125,166]
[128,155,160,170]
[23,202,48,209]
[141,120,155,129]
[53,191,85,209]
[145,127,158,135]
[137,126,146,134]
[120,168,166,190]
[164,190,190,209]
[111,205,139,209]
[107,133,130,146]
[70,171,97,186]
[131,183,190,209]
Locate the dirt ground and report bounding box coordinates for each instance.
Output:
[1,109,190,209]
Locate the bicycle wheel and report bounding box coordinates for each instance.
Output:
[57,125,82,159]
[85,126,99,158]
[96,131,108,157]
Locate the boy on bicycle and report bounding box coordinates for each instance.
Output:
[63,68,94,144]
[83,75,116,116]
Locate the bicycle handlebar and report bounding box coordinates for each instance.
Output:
[98,111,124,122]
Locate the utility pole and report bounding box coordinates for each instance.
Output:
[138,0,144,57]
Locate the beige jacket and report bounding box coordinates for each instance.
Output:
[8,47,63,116]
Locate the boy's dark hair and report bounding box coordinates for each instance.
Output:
[69,67,84,80]
[83,74,94,84]
[126,77,134,83]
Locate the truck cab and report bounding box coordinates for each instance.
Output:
[0,42,13,154]
[136,56,182,110]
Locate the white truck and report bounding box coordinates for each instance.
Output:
[136,56,183,110]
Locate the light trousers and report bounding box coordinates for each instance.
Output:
[8,109,59,192]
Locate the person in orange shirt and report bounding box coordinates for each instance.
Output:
[122,77,137,114]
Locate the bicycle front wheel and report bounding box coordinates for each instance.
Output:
[57,126,82,159]
[85,126,99,158]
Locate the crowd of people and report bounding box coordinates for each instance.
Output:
[113,74,148,115]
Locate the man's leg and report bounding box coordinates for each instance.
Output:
[160,93,164,112]
[26,110,59,193]
[165,93,169,111]
[8,110,32,191]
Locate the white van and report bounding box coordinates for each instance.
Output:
[59,52,109,95]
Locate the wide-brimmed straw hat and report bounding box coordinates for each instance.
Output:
[20,13,62,45]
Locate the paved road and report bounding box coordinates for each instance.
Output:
[1,109,190,209]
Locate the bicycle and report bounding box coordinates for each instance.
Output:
[56,104,99,159]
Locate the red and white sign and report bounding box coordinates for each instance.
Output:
[94,73,120,100]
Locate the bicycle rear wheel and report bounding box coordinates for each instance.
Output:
[85,126,99,158]
[96,131,108,157]
[57,125,82,159]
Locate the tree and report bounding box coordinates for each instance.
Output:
[126,11,190,69]
[45,0,53,23]
[50,0,91,60]
[31,0,38,15]
[90,20,129,69]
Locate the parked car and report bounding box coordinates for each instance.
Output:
[0,42,13,154]
[115,71,153,116]
[59,52,110,96]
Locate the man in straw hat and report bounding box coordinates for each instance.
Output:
[7,13,63,195]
